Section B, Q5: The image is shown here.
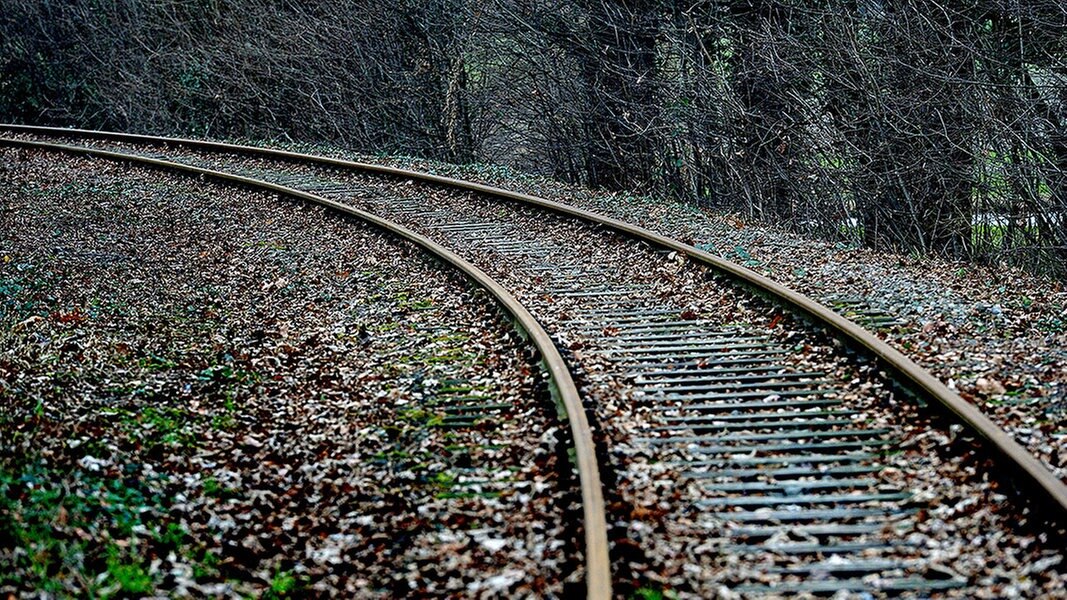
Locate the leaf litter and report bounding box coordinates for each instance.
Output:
[0,149,582,597]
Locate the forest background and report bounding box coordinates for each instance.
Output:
[2,1,1064,276]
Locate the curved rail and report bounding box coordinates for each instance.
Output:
[4,124,1067,517]
[0,137,612,600]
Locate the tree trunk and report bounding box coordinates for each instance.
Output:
[578,0,659,191]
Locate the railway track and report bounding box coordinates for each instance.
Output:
[4,127,1067,597]
[0,142,607,597]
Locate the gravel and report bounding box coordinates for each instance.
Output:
[0,149,581,597]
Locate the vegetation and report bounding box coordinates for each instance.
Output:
[1,1,1064,276]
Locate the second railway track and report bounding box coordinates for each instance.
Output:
[4,128,1067,597]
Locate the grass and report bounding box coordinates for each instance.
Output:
[136,353,177,372]
[266,568,306,598]
[210,395,239,430]
[139,406,197,448]
[632,586,678,600]
[0,272,45,320]
[394,291,434,311]
[0,462,163,594]
[191,549,221,580]
[373,321,403,333]
[197,363,261,386]
[0,458,233,595]
[732,245,760,266]
[102,405,199,452]
[397,408,446,427]
[202,476,242,499]
[433,331,471,344]
[105,545,154,594]
[431,470,456,489]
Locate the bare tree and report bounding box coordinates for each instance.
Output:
[2,0,1065,276]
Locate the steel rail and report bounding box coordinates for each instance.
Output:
[0,137,613,600]
[4,125,1067,517]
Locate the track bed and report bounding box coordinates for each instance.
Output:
[3,132,1067,598]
